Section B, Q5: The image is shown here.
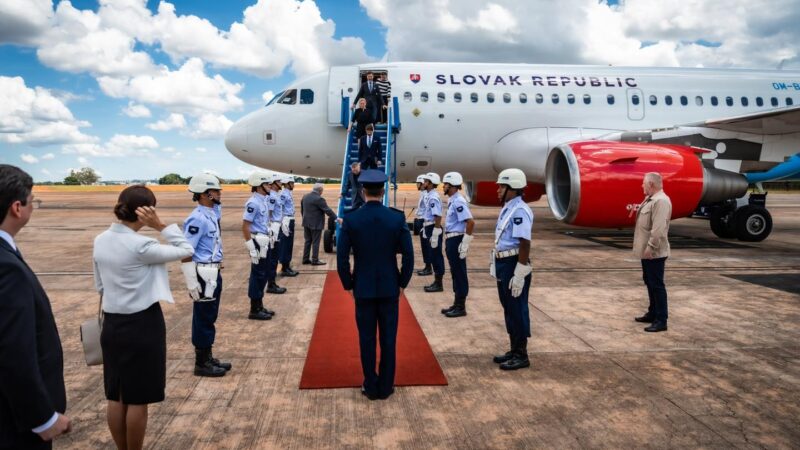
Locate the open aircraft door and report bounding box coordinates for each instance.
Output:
[328,66,359,125]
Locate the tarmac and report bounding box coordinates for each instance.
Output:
[22,185,800,449]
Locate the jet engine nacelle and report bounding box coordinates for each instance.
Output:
[468,181,545,207]
[545,141,749,227]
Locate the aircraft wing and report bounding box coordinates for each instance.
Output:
[683,105,800,135]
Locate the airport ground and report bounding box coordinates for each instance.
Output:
[24,185,800,449]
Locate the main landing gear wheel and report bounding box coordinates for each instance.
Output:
[323,229,334,253]
[709,206,736,239]
[733,205,772,242]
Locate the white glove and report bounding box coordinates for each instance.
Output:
[269,222,281,247]
[421,226,428,239]
[489,252,496,278]
[281,216,291,237]
[458,234,473,259]
[181,262,201,301]
[430,227,442,248]
[245,239,259,265]
[509,263,532,298]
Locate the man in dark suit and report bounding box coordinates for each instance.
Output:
[358,124,382,170]
[351,71,385,123]
[336,170,414,400]
[341,162,365,211]
[301,183,338,265]
[0,165,70,449]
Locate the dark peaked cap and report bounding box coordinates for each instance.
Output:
[358,169,387,187]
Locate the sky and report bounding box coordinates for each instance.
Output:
[1,0,798,182]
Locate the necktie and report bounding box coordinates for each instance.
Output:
[369,81,373,91]
[368,136,372,147]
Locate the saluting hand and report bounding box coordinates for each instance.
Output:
[136,206,166,231]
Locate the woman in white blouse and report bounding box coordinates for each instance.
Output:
[93,185,193,450]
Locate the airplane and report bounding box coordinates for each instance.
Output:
[224,62,800,243]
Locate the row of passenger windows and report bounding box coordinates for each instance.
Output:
[402,91,796,107]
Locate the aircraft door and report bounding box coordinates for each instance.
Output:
[626,88,645,121]
[328,66,359,125]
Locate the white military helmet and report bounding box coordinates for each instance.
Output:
[280,175,295,184]
[188,173,222,193]
[496,168,527,189]
[248,172,270,187]
[442,171,463,186]
[424,172,441,185]
[267,173,282,184]
[416,174,426,184]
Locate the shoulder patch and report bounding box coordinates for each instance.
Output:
[430,202,436,208]
[270,198,276,203]
[188,225,199,234]
[513,217,523,225]
[457,206,464,212]
[247,206,254,213]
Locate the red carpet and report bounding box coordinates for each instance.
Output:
[299,271,448,389]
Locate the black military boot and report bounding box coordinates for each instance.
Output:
[493,336,515,364]
[194,348,226,377]
[259,299,276,317]
[209,346,231,371]
[424,275,444,293]
[280,265,299,277]
[500,338,530,371]
[440,301,456,314]
[445,297,467,318]
[267,282,287,294]
[416,264,433,276]
[248,299,272,320]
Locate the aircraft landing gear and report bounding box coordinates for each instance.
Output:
[707,193,772,242]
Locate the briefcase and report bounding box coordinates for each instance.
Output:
[80,295,104,366]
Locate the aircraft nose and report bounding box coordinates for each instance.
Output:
[224,120,247,155]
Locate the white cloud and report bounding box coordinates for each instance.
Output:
[185,113,233,139]
[0,0,53,45]
[41,152,55,160]
[21,153,39,164]
[0,76,96,146]
[195,146,207,153]
[162,146,176,153]
[63,133,159,157]
[122,101,151,118]
[146,113,186,131]
[262,90,275,104]
[41,168,51,176]
[77,156,90,166]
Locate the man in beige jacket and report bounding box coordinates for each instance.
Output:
[633,172,672,332]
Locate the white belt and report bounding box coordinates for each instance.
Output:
[494,248,519,259]
[270,220,281,224]
[445,232,464,239]
[423,221,435,226]
[198,262,222,268]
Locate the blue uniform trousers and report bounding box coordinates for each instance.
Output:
[267,236,281,282]
[248,254,270,301]
[424,224,445,276]
[641,257,668,322]
[445,235,469,298]
[355,296,398,398]
[418,221,431,266]
[193,272,221,349]
[279,219,295,265]
[495,256,531,344]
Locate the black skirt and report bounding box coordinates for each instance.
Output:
[101,302,166,405]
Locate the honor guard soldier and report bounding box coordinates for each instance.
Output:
[265,174,287,294]
[181,173,231,377]
[278,175,299,277]
[491,168,533,370]
[336,169,414,400]
[242,172,275,321]
[415,174,432,276]
[440,172,475,318]
[422,173,445,292]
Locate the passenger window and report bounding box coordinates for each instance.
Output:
[725,96,733,106]
[278,89,297,105]
[454,92,462,103]
[771,97,779,107]
[665,95,673,106]
[404,91,412,102]
[583,94,591,105]
[695,96,703,106]
[567,94,575,104]
[552,94,560,104]
[519,93,528,104]
[756,97,763,107]
[300,89,314,104]
[437,92,445,103]
[680,95,688,106]
[421,92,429,102]
[535,93,543,104]
[649,95,657,106]
[631,94,640,105]
[487,93,495,103]
[711,96,718,106]
[503,93,511,103]
[470,93,479,103]
[607,94,615,105]
[787,97,794,106]
[741,97,749,107]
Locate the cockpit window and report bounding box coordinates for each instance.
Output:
[278,89,297,105]
[300,89,314,104]
[266,91,284,106]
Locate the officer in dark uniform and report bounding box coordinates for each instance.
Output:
[491,168,534,371]
[336,170,414,400]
